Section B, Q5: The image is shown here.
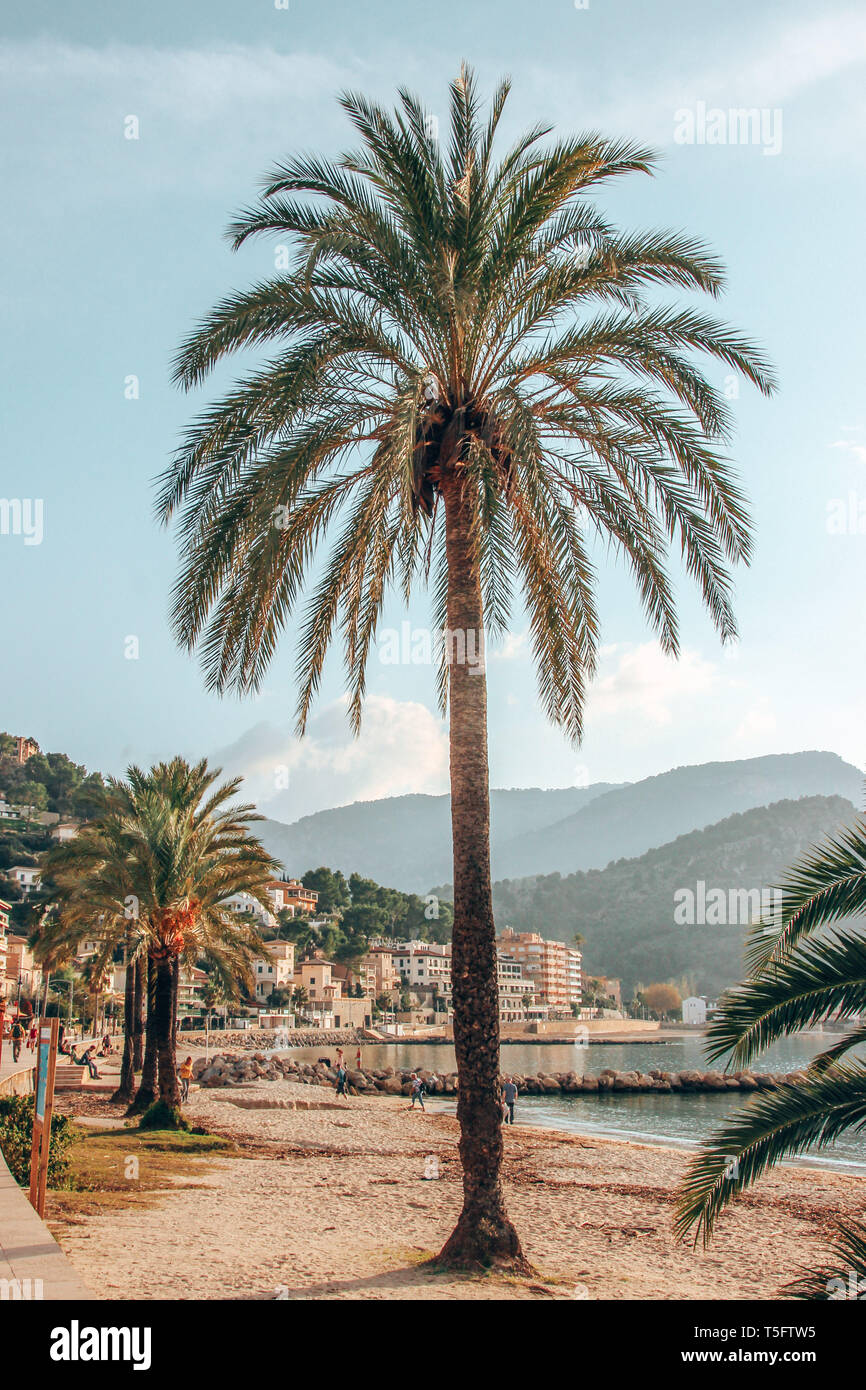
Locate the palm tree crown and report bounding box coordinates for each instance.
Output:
[158,64,774,734]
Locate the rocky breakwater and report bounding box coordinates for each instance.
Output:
[515,1068,812,1095]
[182,1028,361,1050]
[193,1054,812,1097]
[194,1054,461,1094]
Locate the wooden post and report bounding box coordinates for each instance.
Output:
[28,1016,59,1216]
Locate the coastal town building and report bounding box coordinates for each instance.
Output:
[291,954,373,1029]
[14,736,39,765]
[50,821,80,843]
[497,928,582,1012]
[222,889,275,927]
[361,945,402,998]
[266,879,319,917]
[379,939,538,1023]
[178,965,209,1020]
[6,865,41,895]
[4,934,42,1002]
[497,952,537,1022]
[253,940,296,1004]
[682,996,708,1025]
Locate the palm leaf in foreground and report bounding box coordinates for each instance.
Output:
[675,1061,866,1247]
[785,1221,866,1300]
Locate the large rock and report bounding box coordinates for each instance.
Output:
[700,1072,729,1091]
[678,1069,704,1091]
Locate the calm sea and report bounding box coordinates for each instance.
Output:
[280,1033,866,1173]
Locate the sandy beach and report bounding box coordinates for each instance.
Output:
[45,1071,862,1301]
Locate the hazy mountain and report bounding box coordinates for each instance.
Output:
[488,794,858,998]
[257,750,862,893]
[495,751,863,879]
[259,783,619,892]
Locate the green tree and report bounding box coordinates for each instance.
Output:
[159,68,773,1267]
[39,758,278,1124]
[676,816,866,1294]
[301,866,350,913]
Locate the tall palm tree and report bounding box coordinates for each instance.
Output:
[158,66,773,1266]
[676,815,866,1295]
[41,758,278,1120]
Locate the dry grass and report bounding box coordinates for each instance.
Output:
[45,1124,241,1227]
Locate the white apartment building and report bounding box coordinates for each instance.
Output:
[253,940,296,1004]
[7,865,41,895]
[222,890,276,928]
[497,953,537,1022]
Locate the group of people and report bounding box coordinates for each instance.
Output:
[405,1073,518,1122]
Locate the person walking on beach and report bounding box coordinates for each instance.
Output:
[335,1063,348,1098]
[11,1019,24,1063]
[355,1046,362,1070]
[336,1046,344,1068]
[502,1078,518,1125]
[178,1056,194,1102]
[408,1073,426,1110]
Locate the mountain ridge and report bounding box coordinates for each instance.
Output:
[257,750,863,892]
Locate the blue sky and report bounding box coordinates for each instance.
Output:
[2,0,865,822]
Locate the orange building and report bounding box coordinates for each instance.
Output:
[497,928,581,1011]
[14,736,40,765]
[266,879,319,917]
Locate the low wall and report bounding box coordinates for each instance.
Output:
[0,1065,35,1099]
[499,1018,662,1041]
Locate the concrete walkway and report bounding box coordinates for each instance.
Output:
[0,1043,98,1300]
[0,1151,95,1299]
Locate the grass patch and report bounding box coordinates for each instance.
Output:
[45,1122,243,1226]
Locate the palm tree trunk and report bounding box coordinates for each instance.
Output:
[132,955,144,1071]
[112,948,136,1104]
[129,954,157,1113]
[436,475,528,1272]
[155,954,181,1111]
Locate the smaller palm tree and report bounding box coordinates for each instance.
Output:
[675,815,866,1295]
[40,758,279,1124]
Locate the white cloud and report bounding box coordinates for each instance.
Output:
[587,641,717,727]
[731,698,778,746]
[529,8,866,156]
[830,439,866,464]
[489,630,528,662]
[211,693,449,823]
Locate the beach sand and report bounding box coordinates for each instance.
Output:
[46,1077,861,1300]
